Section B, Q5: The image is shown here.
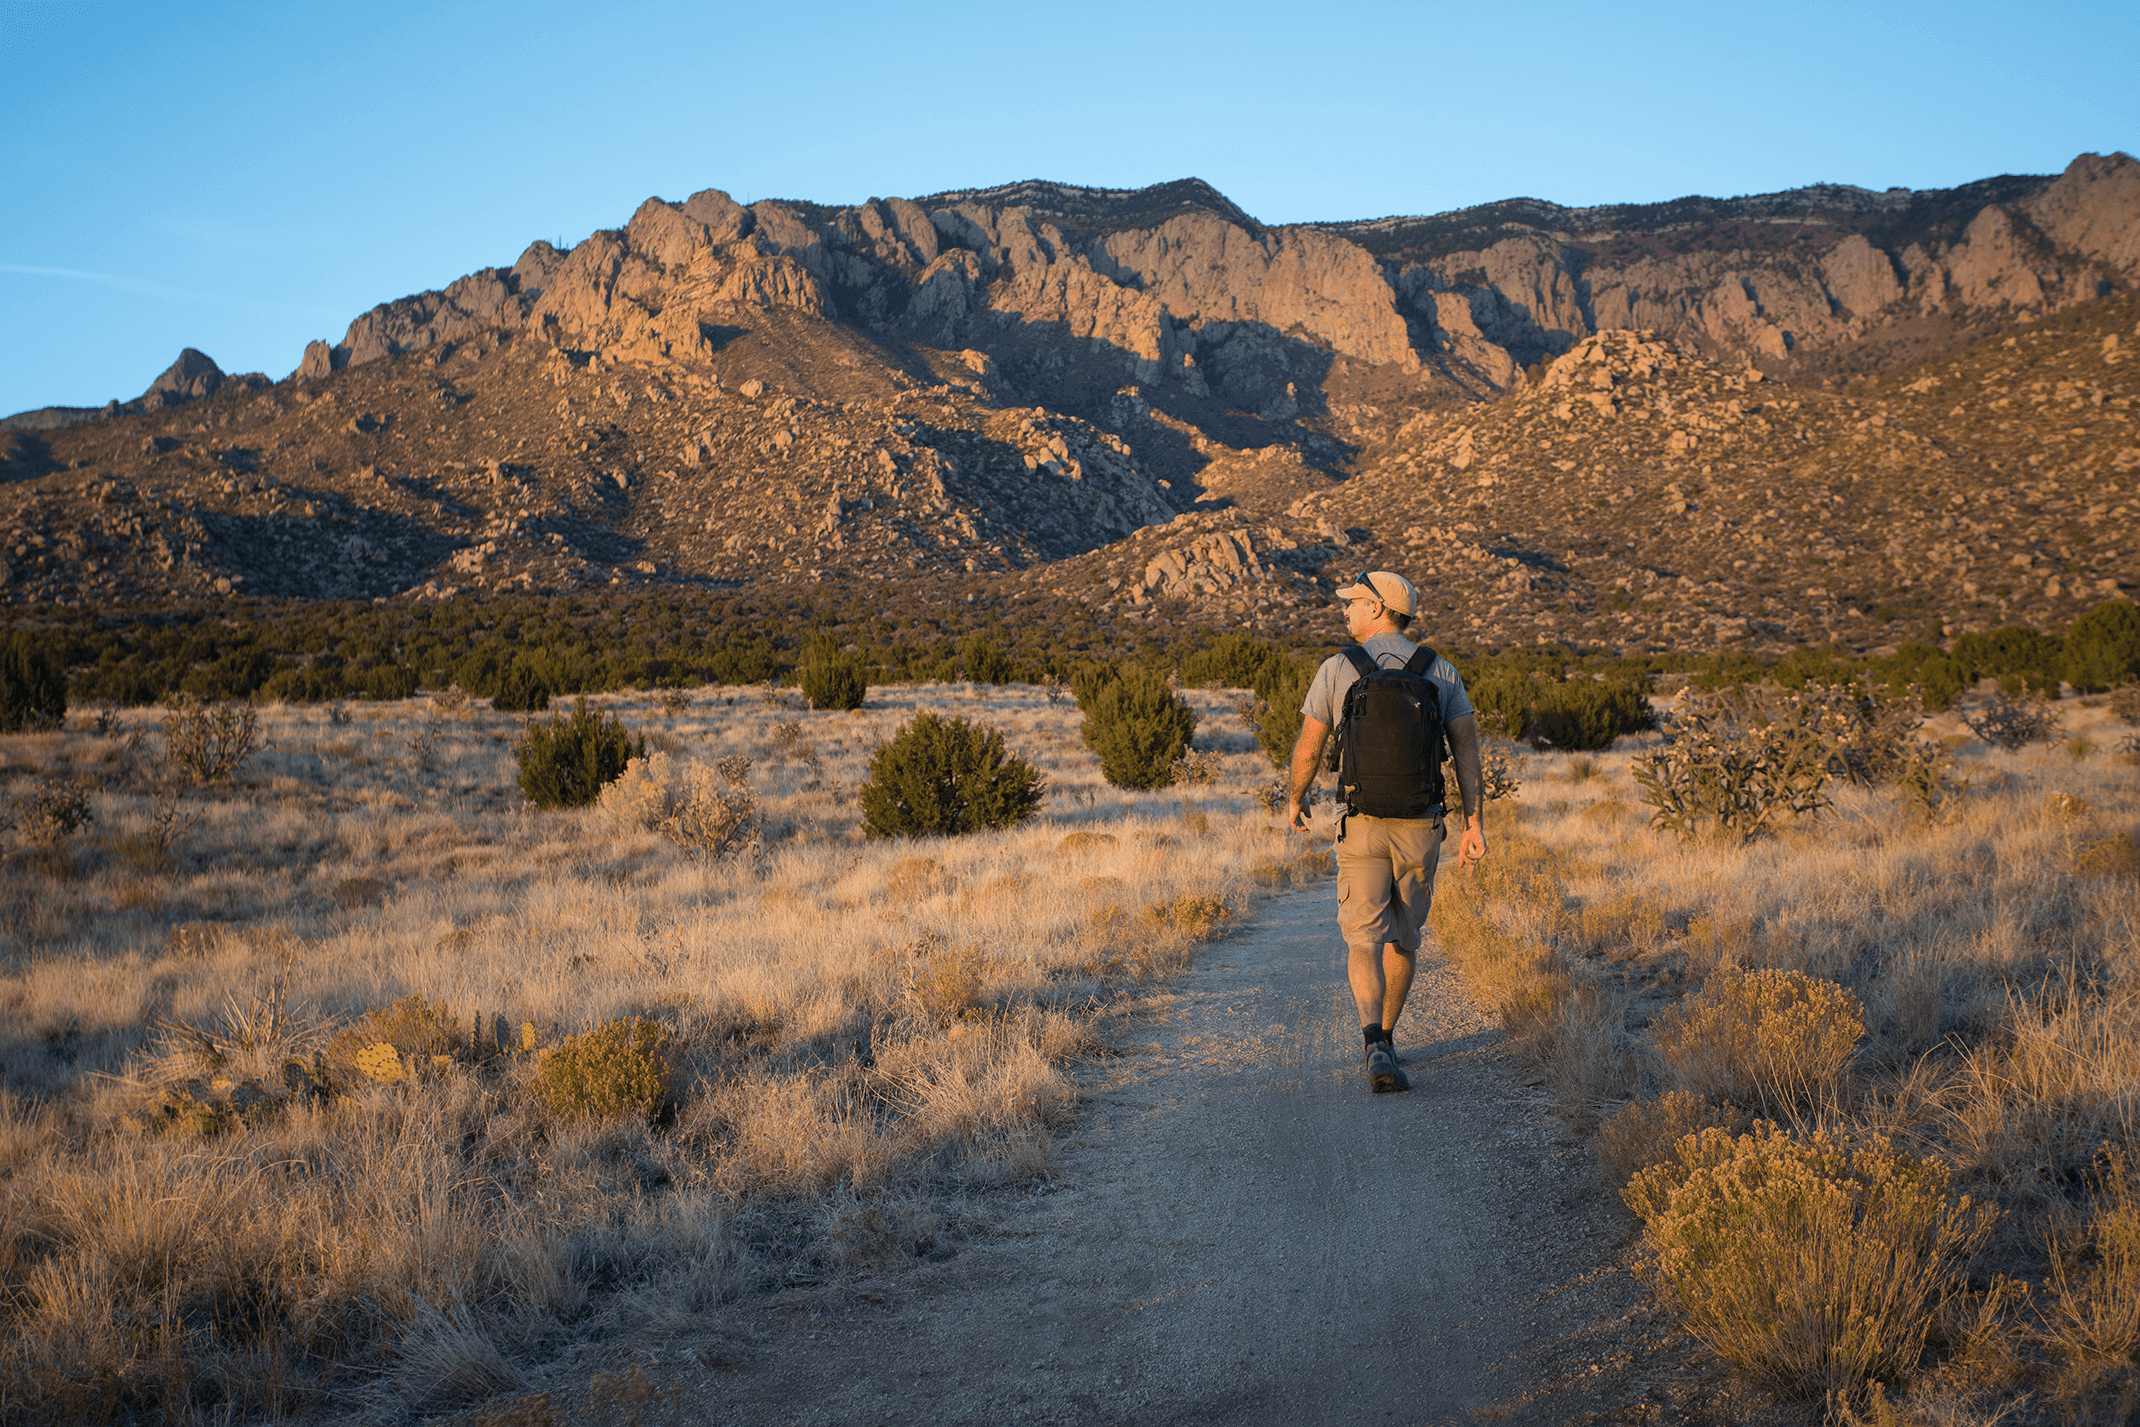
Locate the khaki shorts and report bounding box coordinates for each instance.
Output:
[1336,814,1445,957]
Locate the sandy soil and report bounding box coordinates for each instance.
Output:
[523,885,1781,1427]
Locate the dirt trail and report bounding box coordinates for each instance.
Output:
[550,885,1731,1425]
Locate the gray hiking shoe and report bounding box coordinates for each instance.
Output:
[1365,1042,1409,1094]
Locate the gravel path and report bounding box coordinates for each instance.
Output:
[537,884,1756,1426]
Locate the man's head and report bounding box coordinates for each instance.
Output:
[1335,569,1419,640]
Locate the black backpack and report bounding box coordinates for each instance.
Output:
[1335,645,1446,820]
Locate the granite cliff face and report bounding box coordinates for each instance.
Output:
[283,153,2140,412]
[1343,153,2140,385]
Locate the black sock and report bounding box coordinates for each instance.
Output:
[1363,1026,1388,1049]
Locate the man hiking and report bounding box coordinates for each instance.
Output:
[1283,570,1487,1094]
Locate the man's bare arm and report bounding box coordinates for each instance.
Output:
[1284,716,1330,830]
[1444,712,1489,868]
[1446,713,1482,822]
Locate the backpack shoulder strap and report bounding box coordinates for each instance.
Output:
[1340,645,1377,678]
[1402,645,1438,676]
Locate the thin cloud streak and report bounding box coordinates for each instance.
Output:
[0,264,333,318]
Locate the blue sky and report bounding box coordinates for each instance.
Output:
[2,0,2134,414]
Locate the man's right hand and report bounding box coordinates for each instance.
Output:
[1285,799,1311,833]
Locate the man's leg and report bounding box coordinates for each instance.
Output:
[1377,819,1446,1036]
[1349,940,1415,1031]
[1338,818,1399,1028]
[1339,819,1410,1091]
[1377,943,1416,1032]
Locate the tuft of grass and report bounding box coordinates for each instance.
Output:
[908,938,988,1025]
[2076,832,2140,880]
[2044,1156,2140,1405]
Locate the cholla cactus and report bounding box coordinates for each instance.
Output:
[661,758,758,863]
[1167,747,1223,787]
[1634,682,1938,842]
[7,777,94,851]
[1965,691,2062,750]
[1892,742,1968,822]
[161,693,261,784]
[1632,688,1832,842]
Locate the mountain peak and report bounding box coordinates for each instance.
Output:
[912,176,1262,236]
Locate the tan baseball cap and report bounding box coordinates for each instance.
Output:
[1333,569,1419,616]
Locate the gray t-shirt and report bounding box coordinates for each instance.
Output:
[1301,632,1475,730]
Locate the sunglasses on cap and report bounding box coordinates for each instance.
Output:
[1346,571,1382,604]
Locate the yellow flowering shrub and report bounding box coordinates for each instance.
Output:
[1625,1123,1994,1401]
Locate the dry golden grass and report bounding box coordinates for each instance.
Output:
[1428,699,2140,1418]
[0,680,1296,1420]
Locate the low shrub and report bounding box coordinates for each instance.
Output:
[959,636,1013,685]
[2063,598,2140,692]
[1953,624,2067,696]
[1465,673,1532,740]
[1624,1124,1995,1402]
[661,756,758,862]
[1142,894,1230,940]
[1633,689,1833,842]
[515,698,645,809]
[860,712,1045,838]
[799,649,866,711]
[0,631,67,732]
[2110,681,2140,725]
[1465,673,1655,749]
[1867,643,1970,711]
[1251,660,1315,770]
[1167,748,1222,786]
[260,665,343,703]
[534,1018,673,1121]
[1653,968,1865,1116]
[598,751,758,861]
[490,660,551,713]
[2076,832,2140,880]
[5,777,94,850]
[1081,667,1196,789]
[179,646,277,700]
[1446,743,1523,804]
[324,994,475,1086]
[1521,678,1655,751]
[1891,742,1968,823]
[1178,633,1281,690]
[356,664,420,701]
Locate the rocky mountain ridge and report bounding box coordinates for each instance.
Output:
[1,156,2135,657]
[2,349,270,434]
[280,149,2140,403]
